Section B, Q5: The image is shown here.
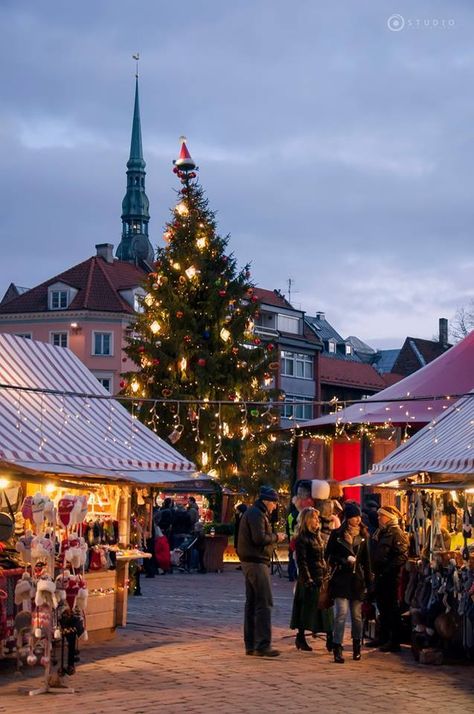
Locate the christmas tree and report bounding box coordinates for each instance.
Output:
[123,139,287,492]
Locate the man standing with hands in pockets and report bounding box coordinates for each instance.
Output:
[237,486,286,657]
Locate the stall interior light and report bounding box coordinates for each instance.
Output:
[45,482,55,494]
[0,477,10,489]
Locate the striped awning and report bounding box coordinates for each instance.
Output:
[371,390,474,477]
[0,333,196,482]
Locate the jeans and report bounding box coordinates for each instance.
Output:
[241,562,273,652]
[333,597,362,645]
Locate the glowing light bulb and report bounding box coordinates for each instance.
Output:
[185,265,198,279]
[175,202,189,216]
[0,478,10,489]
[131,380,140,393]
[201,452,209,467]
[172,262,181,271]
[196,236,207,250]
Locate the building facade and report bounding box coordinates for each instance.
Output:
[0,79,151,393]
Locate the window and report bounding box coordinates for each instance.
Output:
[51,332,68,348]
[345,344,353,356]
[328,340,336,354]
[277,314,299,334]
[93,332,113,356]
[97,376,112,392]
[50,290,68,310]
[281,395,313,421]
[14,333,32,339]
[280,351,313,379]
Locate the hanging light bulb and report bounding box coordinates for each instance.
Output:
[220,327,231,342]
[196,236,207,250]
[172,262,181,270]
[201,452,209,467]
[131,379,140,393]
[179,356,187,372]
[175,202,189,216]
[150,320,161,334]
[185,265,198,279]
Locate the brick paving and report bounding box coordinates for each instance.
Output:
[0,566,473,713]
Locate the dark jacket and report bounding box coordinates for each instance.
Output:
[325,524,372,600]
[371,523,409,580]
[295,530,327,587]
[237,499,277,564]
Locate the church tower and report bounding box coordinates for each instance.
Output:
[116,73,154,269]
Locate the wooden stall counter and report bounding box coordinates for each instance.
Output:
[84,550,150,642]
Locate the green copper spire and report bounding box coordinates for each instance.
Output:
[116,71,154,269]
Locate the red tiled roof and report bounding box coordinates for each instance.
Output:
[319,356,386,390]
[254,287,292,309]
[381,373,404,387]
[0,257,146,315]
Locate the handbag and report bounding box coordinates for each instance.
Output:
[317,574,333,610]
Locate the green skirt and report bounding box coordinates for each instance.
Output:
[290,581,334,633]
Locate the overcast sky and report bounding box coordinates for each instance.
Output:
[1,0,473,348]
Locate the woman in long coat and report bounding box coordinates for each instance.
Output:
[290,507,333,651]
[325,501,372,663]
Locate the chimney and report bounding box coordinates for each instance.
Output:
[439,317,448,347]
[96,243,114,264]
[315,311,325,321]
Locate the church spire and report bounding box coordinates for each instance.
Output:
[116,60,154,269]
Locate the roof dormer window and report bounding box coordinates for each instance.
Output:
[345,344,353,356]
[328,340,336,354]
[50,290,69,310]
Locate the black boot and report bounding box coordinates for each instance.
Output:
[333,644,345,663]
[353,639,361,661]
[295,632,312,651]
[326,631,334,652]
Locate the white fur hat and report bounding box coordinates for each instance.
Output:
[311,479,330,500]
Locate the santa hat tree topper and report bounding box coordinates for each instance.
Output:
[173,136,197,182]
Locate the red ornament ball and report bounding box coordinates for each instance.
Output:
[267,343,275,351]
[120,380,127,389]
[232,347,239,355]
[253,337,261,346]
[176,311,184,319]
[218,289,227,297]
[122,357,127,363]
[152,358,160,366]
[197,358,207,367]
[251,295,258,302]
[184,335,192,344]
[138,346,145,353]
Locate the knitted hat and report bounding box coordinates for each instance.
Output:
[378,505,402,521]
[343,501,361,519]
[259,486,279,502]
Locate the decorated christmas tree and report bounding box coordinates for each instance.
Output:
[123,139,287,492]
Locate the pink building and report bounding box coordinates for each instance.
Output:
[0,78,153,394]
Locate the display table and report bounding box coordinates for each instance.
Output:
[203,535,228,573]
[84,550,150,641]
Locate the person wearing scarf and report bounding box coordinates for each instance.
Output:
[371,505,409,652]
[326,501,372,663]
[290,507,333,652]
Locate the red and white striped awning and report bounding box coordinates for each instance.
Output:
[371,390,474,477]
[0,334,196,483]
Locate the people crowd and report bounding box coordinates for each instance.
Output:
[237,485,409,660]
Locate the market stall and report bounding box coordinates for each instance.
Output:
[0,333,197,685]
[342,391,474,662]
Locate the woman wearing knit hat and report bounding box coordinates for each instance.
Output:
[325,501,372,663]
[371,505,409,652]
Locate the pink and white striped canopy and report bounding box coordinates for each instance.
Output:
[0,333,196,482]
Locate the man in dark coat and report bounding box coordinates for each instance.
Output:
[371,505,409,652]
[237,486,286,657]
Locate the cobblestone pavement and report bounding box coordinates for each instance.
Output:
[1,566,473,713]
